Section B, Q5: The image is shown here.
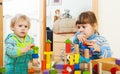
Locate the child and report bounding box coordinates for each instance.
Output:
[73,11,112,60]
[4,14,38,74]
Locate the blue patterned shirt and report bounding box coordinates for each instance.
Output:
[73,32,112,60]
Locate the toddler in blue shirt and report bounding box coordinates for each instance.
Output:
[72,11,112,61]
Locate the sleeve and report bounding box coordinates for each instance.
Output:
[93,36,112,58]
[5,38,20,58]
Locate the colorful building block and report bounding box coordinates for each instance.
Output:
[83,71,90,74]
[74,64,80,70]
[55,64,64,69]
[32,46,39,54]
[74,70,81,74]
[66,43,71,53]
[62,70,69,74]
[70,54,74,65]
[46,63,51,69]
[64,39,72,53]
[41,60,46,71]
[50,69,57,74]
[116,59,120,66]
[110,67,119,74]
[74,54,80,64]
[44,70,50,74]
[32,54,39,58]
[46,39,52,52]
[28,68,34,74]
[0,67,5,74]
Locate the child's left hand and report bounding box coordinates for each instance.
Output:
[87,41,100,52]
[32,59,40,66]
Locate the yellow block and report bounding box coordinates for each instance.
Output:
[46,63,51,69]
[74,70,81,74]
[70,54,74,65]
[75,54,80,63]
[44,52,53,54]
[46,54,51,64]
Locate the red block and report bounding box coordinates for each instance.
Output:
[110,67,119,74]
[62,70,69,74]
[41,60,46,71]
[66,43,71,53]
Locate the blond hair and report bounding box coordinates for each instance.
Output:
[10,14,31,29]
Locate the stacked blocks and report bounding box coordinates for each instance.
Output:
[32,46,39,58]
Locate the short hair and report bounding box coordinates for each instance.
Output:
[76,11,97,27]
[10,14,31,29]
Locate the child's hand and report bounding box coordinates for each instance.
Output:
[32,59,40,66]
[87,41,100,52]
[77,34,87,43]
[27,44,35,50]
[21,44,35,53]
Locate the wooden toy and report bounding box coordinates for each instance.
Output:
[116,59,120,66]
[46,39,52,52]
[92,58,120,74]
[74,70,81,74]
[28,68,35,74]
[64,39,72,53]
[0,67,5,74]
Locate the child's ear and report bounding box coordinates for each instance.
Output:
[11,27,14,31]
[94,23,98,31]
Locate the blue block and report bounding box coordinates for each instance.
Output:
[32,54,39,58]
[79,56,84,63]
[84,58,90,63]
[74,64,80,70]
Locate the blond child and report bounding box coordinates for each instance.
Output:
[4,14,38,74]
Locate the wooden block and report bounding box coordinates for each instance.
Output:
[74,54,80,64]
[74,44,79,54]
[92,58,120,71]
[83,71,90,74]
[88,62,92,74]
[74,70,81,74]
[98,62,102,74]
[70,54,74,65]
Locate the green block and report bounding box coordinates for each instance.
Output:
[0,67,5,73]
[50,69,57,74]
[83,71,90,74]
[32,46,39,54]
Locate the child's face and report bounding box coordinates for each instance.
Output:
[77,23,96,38]
[11,19,29,38]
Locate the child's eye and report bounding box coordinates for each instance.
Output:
[25,26,28,28]
[77,26,80,29]
[82,26,86,28]
[18,25,22,27]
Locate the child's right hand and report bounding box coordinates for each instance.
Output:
[21,44,35,53]
[77,34,87,43]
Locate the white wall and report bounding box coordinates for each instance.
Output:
[99,0,120,58]
[3,0,40,46]
[47,0,92,29]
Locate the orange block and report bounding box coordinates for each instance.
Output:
[46,43,51,52]
[41,60,46,71]
[28,68,34,74]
